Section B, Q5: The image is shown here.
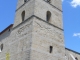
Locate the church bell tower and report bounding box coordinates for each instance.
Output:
[13,0,65,60]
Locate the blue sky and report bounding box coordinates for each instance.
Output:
[63,0,80,53]
[0,0,80,52]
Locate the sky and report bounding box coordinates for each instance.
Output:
[0,0,80,53]
[63,0,80,53]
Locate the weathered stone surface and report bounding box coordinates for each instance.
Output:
[0,0,80,60]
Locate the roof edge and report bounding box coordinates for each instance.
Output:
[65,47,80,55]
[0,24,13,35]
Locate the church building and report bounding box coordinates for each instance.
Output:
[0,0,80,60]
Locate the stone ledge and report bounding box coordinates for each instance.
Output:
[13,15,64,31]
[16,0,62,12]
[16,0,30,12]
[43,0,62,12]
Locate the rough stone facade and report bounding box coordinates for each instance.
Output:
[0,0,80,60]
[65,48,80,60]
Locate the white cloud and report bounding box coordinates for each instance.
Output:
[73,33,80,38]
[71,0,80,8]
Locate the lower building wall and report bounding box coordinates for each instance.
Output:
[30,17,65,60]
[0,18,33,60]
[65,48,80,60]
[0,17,80,60]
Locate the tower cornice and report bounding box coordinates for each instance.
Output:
[16,0,62,12]
[13,15,64,31]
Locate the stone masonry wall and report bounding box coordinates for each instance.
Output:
[30,17,65,60]
[0,18,33,60]
[65,49,80,60]
[14,0,35,27]
[34,0,63,29]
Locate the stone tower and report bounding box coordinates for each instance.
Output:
[0,0,65,60]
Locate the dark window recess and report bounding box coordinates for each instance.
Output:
[50,46,53,53]
[24,0,26,3]
[75,57,78,60]
[24,0,29,3]
[46,11,51,22]
[47,0,51,3]
[1,44,3,51]
[21,11,25,22]
[9,29,10,32]
[0,44,3,52]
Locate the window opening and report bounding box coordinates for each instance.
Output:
[21,11,25,22]
[50,46,53,53]
[9,29,10,32]
[24,0,26,3]
[46,11,51,22]
[0,44,3,52]
[75,57,78,60]
[47,0,51,3]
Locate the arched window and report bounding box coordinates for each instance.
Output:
[21,11,25,22]
[46,11,51,22]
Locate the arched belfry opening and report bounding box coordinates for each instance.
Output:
[21,11,25,22]
[46,11,51,22]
